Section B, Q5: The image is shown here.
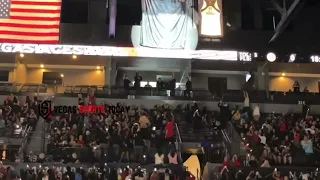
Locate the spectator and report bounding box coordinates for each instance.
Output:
[184,77,192,97]
[252,104,260,121]
[165,113,175,143]
[169,75,176,97]
[293,80,300,92]
[168,149,178,164]
[259,132,266,145]
[243,91,250,115]
[155,150,164,165]
[232,155,241,168]
[260,158,270,167]
[222,155,229,168]
[139,112,150,139]
[78,94,85,106]
[134,72,143,89]
[123,74,131,94]
[218,100,230,129]
[156,78,165,90]
[301,136,313,154]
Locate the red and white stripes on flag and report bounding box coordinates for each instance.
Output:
[0,0,61,44]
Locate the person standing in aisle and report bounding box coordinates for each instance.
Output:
[184,77,192,97]
[134,72,142,95]
[169,75,176,97]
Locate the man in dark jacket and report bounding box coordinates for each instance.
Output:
[170,76,176,97]
[184,77,192,97]
[218,101,230,129]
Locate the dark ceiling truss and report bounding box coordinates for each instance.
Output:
[269,0,307,42]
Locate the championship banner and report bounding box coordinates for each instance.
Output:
[140,0,189,49]
[0,43,239,60]
[199,0,224,37]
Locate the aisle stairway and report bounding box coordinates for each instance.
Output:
[177,120,222,142]
[25,118,45,154]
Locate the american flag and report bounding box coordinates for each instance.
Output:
[0,0,61,44]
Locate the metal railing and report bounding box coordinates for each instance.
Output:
[223,121,246,158]
[175,123,182,163]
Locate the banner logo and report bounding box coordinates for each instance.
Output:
[39,100,52,119]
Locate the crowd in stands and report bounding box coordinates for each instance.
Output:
[0,91,199,179]
[45,91,180,165]
[0,161,196,180]
[0,94,39,134]
[216,90,320,179]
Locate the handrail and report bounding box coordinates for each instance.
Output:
[175,123,182,163]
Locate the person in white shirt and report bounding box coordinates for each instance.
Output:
[253,104,260,121]
[260,159,270,167]
[259,133,266,145]
[154,151,164,165]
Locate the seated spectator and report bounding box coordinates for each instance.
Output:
[281,145,292,164]
[260,158,270,167]
[271,146,282,164]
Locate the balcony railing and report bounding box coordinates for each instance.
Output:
[1,83,320,105]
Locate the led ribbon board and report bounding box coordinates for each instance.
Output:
[0,43,238,60]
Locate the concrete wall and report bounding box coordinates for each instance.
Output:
[192,73,245,90]
[269,76,319,93]
[3,95,320,114]
[13,63,27,84]
[27,68,105,86]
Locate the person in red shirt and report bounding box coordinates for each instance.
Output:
[77,135,85,147]
[222,155,229,168]
[232,155,241,168]
[165,118,175,143]
[280,121,287,132]
[252,130,261,144]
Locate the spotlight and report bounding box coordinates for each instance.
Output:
[72,55,77,59]
[19,53,24,58]
[289,53,296,62]
[281,73,286,76]
[60,74,64,78]
[40,64,44,68]
[266,52,277,62]
[96,66,100,70]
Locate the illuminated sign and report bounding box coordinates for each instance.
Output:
[238,52,252,61]
[310,55,320,62]
[0,43,238,60]
[199,0,224,37]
